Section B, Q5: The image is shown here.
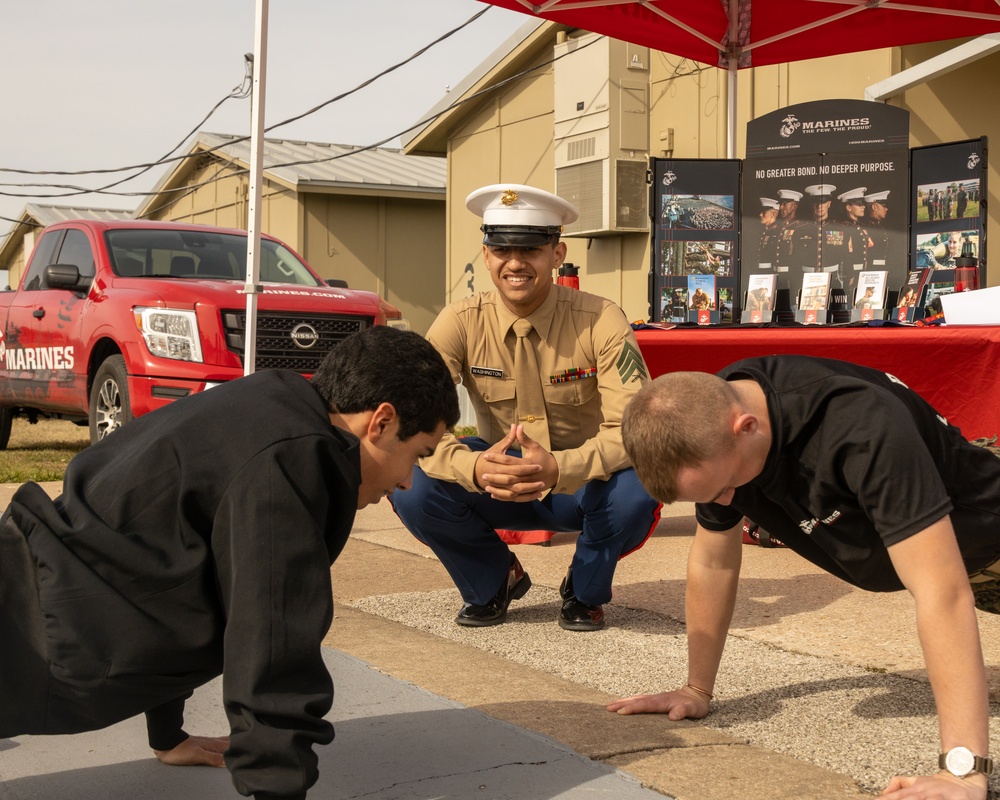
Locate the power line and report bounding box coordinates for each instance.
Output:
[1,21,599,209]
[0,7,489,183]
[1,14,719,226]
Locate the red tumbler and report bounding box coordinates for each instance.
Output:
[557,263,580,290]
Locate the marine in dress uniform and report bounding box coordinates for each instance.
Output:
[755,197,781,268]
[391,184,661,632]
[864,190,890,270]
[772,189,803,282]
[837,187,872,293]
[792,184,847,286]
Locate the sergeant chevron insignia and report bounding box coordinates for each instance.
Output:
[616,342,647,384]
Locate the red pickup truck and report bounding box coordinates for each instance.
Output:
[0,219,405,449]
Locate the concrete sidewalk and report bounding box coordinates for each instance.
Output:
[3,482,1000,799]
[0,647,667,799]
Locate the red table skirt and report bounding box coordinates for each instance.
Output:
[500,324,1000,545]
[635,325,1000,440]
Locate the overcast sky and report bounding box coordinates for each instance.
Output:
[0,0,531,239]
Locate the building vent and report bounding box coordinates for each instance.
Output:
[557,159,648,237]
[558,161,605,235]
[567,137,597,161]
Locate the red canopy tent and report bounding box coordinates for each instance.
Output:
[478,0,1000,155]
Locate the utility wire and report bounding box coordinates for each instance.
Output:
[1,26,603,208]
[0,7,488,182]
[2,22,706,222]
[144,32,606,217]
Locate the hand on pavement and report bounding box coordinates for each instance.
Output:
[606,687,711,721]
[878,772,987,800]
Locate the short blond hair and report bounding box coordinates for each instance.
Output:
[622,372,739,503]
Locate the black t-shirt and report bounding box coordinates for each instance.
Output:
[696,356,1000,591]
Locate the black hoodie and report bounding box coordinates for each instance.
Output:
[4,369,360,800]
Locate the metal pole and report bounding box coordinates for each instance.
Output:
[726,0,738,159]
[244,0,269,376]
[727,56,737,159]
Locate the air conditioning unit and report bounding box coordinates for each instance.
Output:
[554,32,650,236]
[557,158,648,236]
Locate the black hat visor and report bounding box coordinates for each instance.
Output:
[482,224,561,247]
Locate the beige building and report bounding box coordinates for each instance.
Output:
[0,135,449,336]
[404,20,998,322]
[134,133,448,335]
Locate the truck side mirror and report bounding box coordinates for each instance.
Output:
[44,264,91,293]
[325,278,349,289]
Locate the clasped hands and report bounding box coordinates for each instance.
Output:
[475,424,558,502]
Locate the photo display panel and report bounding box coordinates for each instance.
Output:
[649,158,741,323]
[910,138,987,285]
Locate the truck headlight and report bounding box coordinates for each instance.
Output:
[134,307,204,363]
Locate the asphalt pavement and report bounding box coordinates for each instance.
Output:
[3,482,1000,800]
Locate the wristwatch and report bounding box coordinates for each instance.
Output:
[939,746,994,778]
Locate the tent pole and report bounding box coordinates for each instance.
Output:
[726,0,738,159]
[727,56,737,159]
[244,0,269,377]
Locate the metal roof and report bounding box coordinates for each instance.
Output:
[23,203,134,226]
[402,18,549,156]
[197,132,447,194]
[0,204,135,267]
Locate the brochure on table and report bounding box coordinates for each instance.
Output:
[851,270,888,321]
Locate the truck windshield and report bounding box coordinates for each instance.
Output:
[105,229,323,286]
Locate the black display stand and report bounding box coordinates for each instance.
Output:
[648,158,741,324]
[645,105,987,327]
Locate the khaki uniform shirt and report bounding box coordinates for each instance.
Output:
[419,284,649,495]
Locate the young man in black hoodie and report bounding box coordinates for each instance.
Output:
[0,326,458,800]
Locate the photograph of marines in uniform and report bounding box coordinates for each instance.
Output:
[836,187,872,293]
[773,189,804,278]
[788,184,847,287]
[864,190,890,270]
[755,197,780,268]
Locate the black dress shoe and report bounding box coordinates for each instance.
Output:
[558,568,605,632]
[456,555,531,627]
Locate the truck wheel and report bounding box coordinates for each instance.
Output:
[0,406,12,451]
[89,355,133,444]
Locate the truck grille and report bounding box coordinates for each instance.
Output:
[221,310,372,373]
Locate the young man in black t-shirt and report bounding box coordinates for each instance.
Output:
[611,356,1000,800]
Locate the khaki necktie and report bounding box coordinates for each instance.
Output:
[512,317,551,451]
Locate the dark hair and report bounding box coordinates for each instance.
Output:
[311,326,459,439]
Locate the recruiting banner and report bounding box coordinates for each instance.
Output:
[649,158,741,323]
[910,138,987,280]
[741,100,910,316]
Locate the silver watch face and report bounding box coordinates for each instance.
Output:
[946,747,976,777]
